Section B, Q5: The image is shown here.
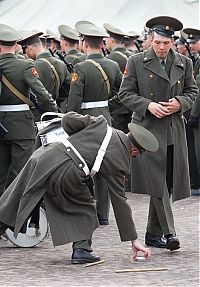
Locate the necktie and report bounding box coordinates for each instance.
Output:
[161,60,166,70]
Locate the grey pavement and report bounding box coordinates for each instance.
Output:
[0,193,199,287]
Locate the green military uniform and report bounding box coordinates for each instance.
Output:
[67,21,122,228]
[183,28,200,193]
[103,23,133,134]
[18,32,67,117]
[57,25,86,111]
[119,16,198,250]
[103,23,134,192]
[0,24,57,196]
[0,112,158,257]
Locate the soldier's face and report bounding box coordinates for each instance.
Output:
[151,32,173,59]
[129,144,142,158]
[176,44,187,55]
[189,40,200,53]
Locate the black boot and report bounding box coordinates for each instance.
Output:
[165,234,180,251]
[145,231,167,248]
[71,248,101,264]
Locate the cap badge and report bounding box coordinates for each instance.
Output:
[165,26,170,30]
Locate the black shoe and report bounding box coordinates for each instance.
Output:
[71,248,101,264]
[98,219,109,225]
[145,232,167,248]
[165,234,180,251]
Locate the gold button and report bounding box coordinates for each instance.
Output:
[177,80,180,84]
[150,74,153,78]
[79,163,83,168]
[144,57,148,60]
[150,92,154,96]
[66,148,71,152]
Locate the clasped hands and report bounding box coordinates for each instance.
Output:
[148,98,181,118]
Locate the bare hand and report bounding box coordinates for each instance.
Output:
[159,98,181,115]
[132,239,151,260]
[148,102,169,118]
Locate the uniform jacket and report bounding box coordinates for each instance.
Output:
[191,56,200,118]
[35,51,68,100]
[107,47,133,116]
[67,53,122,124]
[0,112,137,246]
[119,47,198,202]
[106,46,132,73]
[64,49,86,66]
[0,53,57,140]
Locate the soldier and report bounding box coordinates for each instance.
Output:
[0,23,57,197]
[58,24,86,65]
[141,26,153,51]
[175,31,189,57]
[18,32,68,116]
[67,21,122,225]
[103,23,134,192]
[123,31,140,54]
[118,16,198,250]
[103,23,132,73]
[0,111,159,263]
[183,28,200,195]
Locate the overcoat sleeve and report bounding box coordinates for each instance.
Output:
[106,174,138,241]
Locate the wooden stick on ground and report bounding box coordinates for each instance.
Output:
[83,260,105,268]
[115,267,169,273]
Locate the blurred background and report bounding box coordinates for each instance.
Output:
[0,0,199,35]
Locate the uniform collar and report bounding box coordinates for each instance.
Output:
[86,53,104,59]
[36,50,51,59]
[0,52,17,59]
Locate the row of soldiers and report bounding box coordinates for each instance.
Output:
[0,18,199,242]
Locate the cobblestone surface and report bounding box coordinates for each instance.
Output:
[0,193,199,287]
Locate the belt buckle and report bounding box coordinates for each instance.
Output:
[39,134,48,146]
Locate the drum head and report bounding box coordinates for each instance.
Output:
[6,208,48,248]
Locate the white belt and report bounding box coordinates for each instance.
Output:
[90,125,112,176]
[39,127,89,176]
[61,138,90,176]
[81,100,108,109]
[0,104,30,111]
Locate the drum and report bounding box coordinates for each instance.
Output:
[5,207,49,247]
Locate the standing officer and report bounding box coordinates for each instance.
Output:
[18,32,68,116]
[0,24,57,197]
[67,21,122,225]
[118,16,198,250]
[183,28,200,195]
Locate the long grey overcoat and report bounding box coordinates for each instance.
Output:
[0,112,137,246]
[119,47,198,202]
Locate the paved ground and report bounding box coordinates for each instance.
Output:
[0,193,199,287]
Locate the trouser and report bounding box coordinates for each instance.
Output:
[0,139,35,196]
[73,239,93,252]
[94,174,110,220]
[147,145,176,236]
[186,125,200,188]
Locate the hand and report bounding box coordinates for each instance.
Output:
[159,98,181,115]
[131,239,151,260]
[148,102,169,118]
